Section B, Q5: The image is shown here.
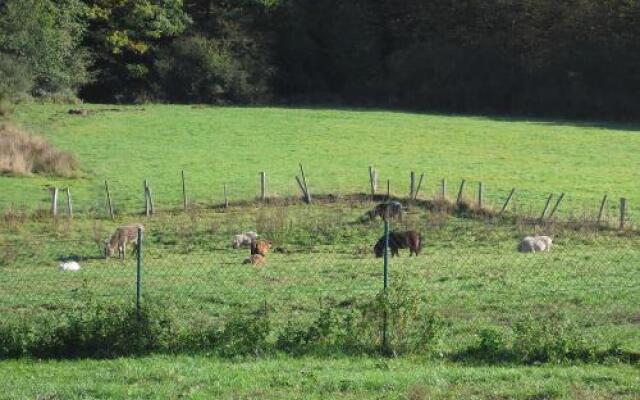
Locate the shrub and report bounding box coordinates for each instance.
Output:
[277,287,445,357]
[0,300,179,359]
[0,123,78,177]
[512,314,598,364]
[214,308,271,358]
[458,314,601,364]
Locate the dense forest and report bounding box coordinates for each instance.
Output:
[1,0,639,119]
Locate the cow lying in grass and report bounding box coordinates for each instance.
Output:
[243,254,266,266]
[251,239,272,256]
[518,235,553,253]
[374,230,422,257]
[232,231,258,249]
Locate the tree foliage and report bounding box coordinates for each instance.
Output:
[0,0,89,101]
[2,0,640,118]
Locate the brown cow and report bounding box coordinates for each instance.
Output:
[251,239,272,256]
[243,254,266,266]
[373,230,422,257]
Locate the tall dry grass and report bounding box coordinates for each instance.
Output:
[0,123,78,177]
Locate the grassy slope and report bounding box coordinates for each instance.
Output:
[4,104,640,218]
[2,356,639,399]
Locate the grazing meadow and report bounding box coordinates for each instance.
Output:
[1,104,639,399]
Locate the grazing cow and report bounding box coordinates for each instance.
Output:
[232,231,258,249]
[366,201,403,221]
[518,235,553,253]
[105,224,144,260]
[374,230,422,258]
[243,254,266,266]
[251,239,272,256]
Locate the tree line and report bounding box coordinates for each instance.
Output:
[1,0,639,119]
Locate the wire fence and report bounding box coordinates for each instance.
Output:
[2,212,639,352]
[1,174,638,231]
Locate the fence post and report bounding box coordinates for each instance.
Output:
[382,218,389,354]
[540,193,554,221]
[182,170,187,212]
[260,171,267,201]
[224,184,229,208]
[619,198,627,229]
[387,179,391,199]
[441,178,447,200]
[409,171,416,200]
[456,179,466,205]
[597,194,608,225]
[299,163,311,203]
[65,188,73,219]
[50,187,59,217]
[477,182,483,209]
[105,180,115,220]
[499,188,516,217]
[136,226,143,321]
[146,183,155,216]
[369,166,376,196]
[547,192,565,220]
[144,180,150,217]
[414,173,424,200]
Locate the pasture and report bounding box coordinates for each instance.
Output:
[1,104,640,399]
[4,104,640,220]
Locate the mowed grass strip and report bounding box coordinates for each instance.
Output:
[1,355,639,399]
[4,104,640,218]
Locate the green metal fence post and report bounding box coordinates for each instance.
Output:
[383,219,389,289]
[382,219,390,354]
[136,226,143,320]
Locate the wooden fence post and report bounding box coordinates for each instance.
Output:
[498,188,516,217]
[299,164,311,203]
[597,194,608,224]
[105,180,114,220]
[369,166,376,196]
[540,193,554,221]
[456,179,466,205]
[182,170,187,211]
[619,198,627,229]
[387,179,391,199]
[295,176,308,202]
[146,183,155,215]
[409,171,416,199]
[373,169,378,195]
[50,187,58,217]
[65,188,73,219]
[144,180,150,217]
[547,192,565,219]
[260,171,267,201]
[441,178,447,200]
[414,173,424,200]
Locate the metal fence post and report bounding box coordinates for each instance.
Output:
[382,219,390,354]
[136,226,143,320]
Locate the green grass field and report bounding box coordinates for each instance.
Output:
[4,104,640,221]
[1,105,639,399]
[3,355,639,399]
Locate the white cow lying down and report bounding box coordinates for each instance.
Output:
[518,235,553,253]
[59,261,81,272]
[232,231,258,249]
